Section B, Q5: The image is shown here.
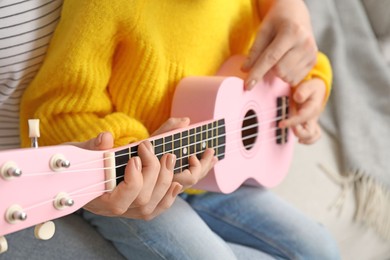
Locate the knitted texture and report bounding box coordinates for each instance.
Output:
[20,0,332,149]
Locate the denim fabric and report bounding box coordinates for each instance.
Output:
[82,186,340,260]
[0,213,124,260]
[184,186,340,259]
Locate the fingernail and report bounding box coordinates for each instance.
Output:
[166,154,176,171]
[144,141,154,154]
[94,133,104,146]
[134,156,142,171]
[173,184,183,197]
[245,79,257,90]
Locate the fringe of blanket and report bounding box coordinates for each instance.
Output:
[353,171,390,240]
[319,165,390,240]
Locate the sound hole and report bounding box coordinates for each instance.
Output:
[241,109,258,150]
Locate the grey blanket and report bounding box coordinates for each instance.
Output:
[304,0,390,239]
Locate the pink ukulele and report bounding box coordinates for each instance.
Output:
[0,55,294,250]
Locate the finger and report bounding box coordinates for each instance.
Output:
[152,117,190,136]
[272,47,316,86]
[129,153,175,213]
[85,156,143,216]
[292,122,311,141]
[132,141,160,206]
[293,80,318,105]
[244,27,296,90]
[241,23,274,72]
[293,122,322,144]
[68,132,114,151]
[111,156,144,212]
[173,148,216,188]
[198,148,218,176]
[143,182,183,220]
[124,182,182,220]
[279,84,320,128]
[302,125,322,144]
[294,78,326,106]
[280,101,316,128]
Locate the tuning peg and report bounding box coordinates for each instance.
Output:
[34,221,55,240]
[54,192,74,210]
[28,119,40,148]
[0,236,8,254]
[50,154,71,172]
[1,161,22,180]
[5,205,27,224]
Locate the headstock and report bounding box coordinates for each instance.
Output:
[0,120,114,253]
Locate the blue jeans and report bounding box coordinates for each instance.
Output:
[0,213,124,260]
[83,186,340,260]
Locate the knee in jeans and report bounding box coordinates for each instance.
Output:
[296,227,340,260]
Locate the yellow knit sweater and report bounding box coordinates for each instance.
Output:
[20,0,332,148]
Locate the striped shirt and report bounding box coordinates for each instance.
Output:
[0,0,62,150]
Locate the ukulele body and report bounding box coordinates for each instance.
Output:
[172,55,294,193]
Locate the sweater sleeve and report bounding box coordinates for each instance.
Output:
[20,1,148,148]
[304,52,333,105]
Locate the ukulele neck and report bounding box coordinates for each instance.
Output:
[104,119,226,185]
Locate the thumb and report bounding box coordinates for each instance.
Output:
[241,23,273,72]
[71,132,114,151]
[152,117,190,136]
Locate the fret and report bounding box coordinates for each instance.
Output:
[180,130,189,173]
[195,126,202,160]
[164,135,173,154]
[212,121,217,152]
[207,122,213,150]
[154,138,163,161]
[213,121,218,154]
[114,147,132,184]
[173,133,181,173]
[201,125,207,159]
[130,146,138,158]
[217,119,226,160]
[189,128,195,159]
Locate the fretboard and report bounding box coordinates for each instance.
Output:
[114,119,226,183]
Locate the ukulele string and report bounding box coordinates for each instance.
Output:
[22,175,124,212]
[73,106,288,169]
[16,101,288,177]
[19,131,288,212]
[170,126,283,171]
[21,118,285,177]
[68,102,289,168]
[98,127,282,178]
[19,115,279,177]
[70,131,285,198]
[84,129,285,192]
[20,102,289,177]
[59,131,285,202]
[101,115,284,166]
[19,128,286,213]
